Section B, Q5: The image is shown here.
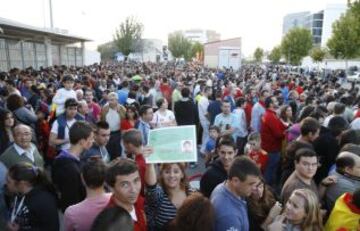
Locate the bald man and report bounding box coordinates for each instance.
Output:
[0,124,44,168]
[325,151,360,210]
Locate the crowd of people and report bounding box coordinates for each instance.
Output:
[0,61,359,231]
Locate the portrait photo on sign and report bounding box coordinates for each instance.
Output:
[181,140,193,153]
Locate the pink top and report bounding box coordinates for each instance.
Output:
[64,193,111,231]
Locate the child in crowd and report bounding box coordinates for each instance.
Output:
[204,126,220,161]
[245,132,268,173]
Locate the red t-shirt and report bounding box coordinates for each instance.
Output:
[248,149,268,173]
[121,119,136,131]
[160,83,172,104]
[106,195,147,231]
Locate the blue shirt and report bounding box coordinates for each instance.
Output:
[208,100,222,125]
[137,119,151,145]
[211,183,249,231]
[214,113,241,141]
[205,137,216,153]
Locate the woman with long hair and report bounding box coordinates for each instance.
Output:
[151,98,177,128]
[267,189,323,231]
[279,105,294,128]
[247,179,282,231]
[145,162,191,231]
[120,105,139,131]
[6,162,59,231]
[0,109,15,154]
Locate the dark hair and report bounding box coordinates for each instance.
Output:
[65,98,78,108]
[121,80,129,88]
[339,129,360,148]
[260,89,268,97]
[0,110,14,148]
[156,98,166,108]
[334,103,345,115]
[105,159,138,187]
[8,162,57,197]
[336,153,355,174]
[122,129,142,147]
[279,105,292,122]
[216,135,237,150]
[264,96,274,109]
[328,116,349,137]
[228,156,261,181]
[96,121,110,131]
[69,121,93,145]
[81,159,107,189]
[236,97,245,107]
[247,179,276,224]
[181,87,191,98]
[352,188,360,209]
[297,106,315,122]
[125,105,139,120]
[172,192,215,231]
[6,94,24,111]
[209,125,220,133]
[295,148,317,162]
[300,117,320,136]
[139,105,152,117]
[91,207,133,231]
[340,143,360,156]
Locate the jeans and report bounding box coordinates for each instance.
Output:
[264,151,281,186]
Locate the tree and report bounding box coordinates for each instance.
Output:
[113,16,144,59]
[310,47,326,63]
[268,46,282,64]
[281,27,313,65]
[253,47,264,63]
[97,42,118,60]
[327,4,360,71]
[191,42,204,61]
[168,32,192,60]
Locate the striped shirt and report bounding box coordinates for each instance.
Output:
[145,184,177,230]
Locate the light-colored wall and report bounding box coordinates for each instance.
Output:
[84,49,100,65]
[204,55,218,68]
[321,4,347,47]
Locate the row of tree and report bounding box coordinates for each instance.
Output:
[103,16,204,61]
[254,0,360,66]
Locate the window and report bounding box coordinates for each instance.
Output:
[7,40,23,69]
[23,42,35,68]
[0,39,8,71]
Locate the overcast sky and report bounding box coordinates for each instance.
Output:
[0,0,347,56]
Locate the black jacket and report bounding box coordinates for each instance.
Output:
[200,159,227,198]
[51,150,85,212]
[174,99,198,125]
[313,126,340,184]
[12,187,59,231]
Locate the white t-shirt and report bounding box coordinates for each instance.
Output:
[198,96,209,122]
[106,108,120,131]
[51,118,77,150]
[152,109,175,128]
[53,88,77,116]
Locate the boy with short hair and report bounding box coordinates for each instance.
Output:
[204,125,220,159]
[52,121,94,212]
[245,132,268,174]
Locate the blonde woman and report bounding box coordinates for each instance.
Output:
[267,188,323,231]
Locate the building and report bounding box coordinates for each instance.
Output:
[0,17,98,71]
[282,4,347,46]
[179,29,221,44]
[204,37,241,70]
[283,11,310,35]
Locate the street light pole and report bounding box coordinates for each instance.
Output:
[49,0,54,29]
